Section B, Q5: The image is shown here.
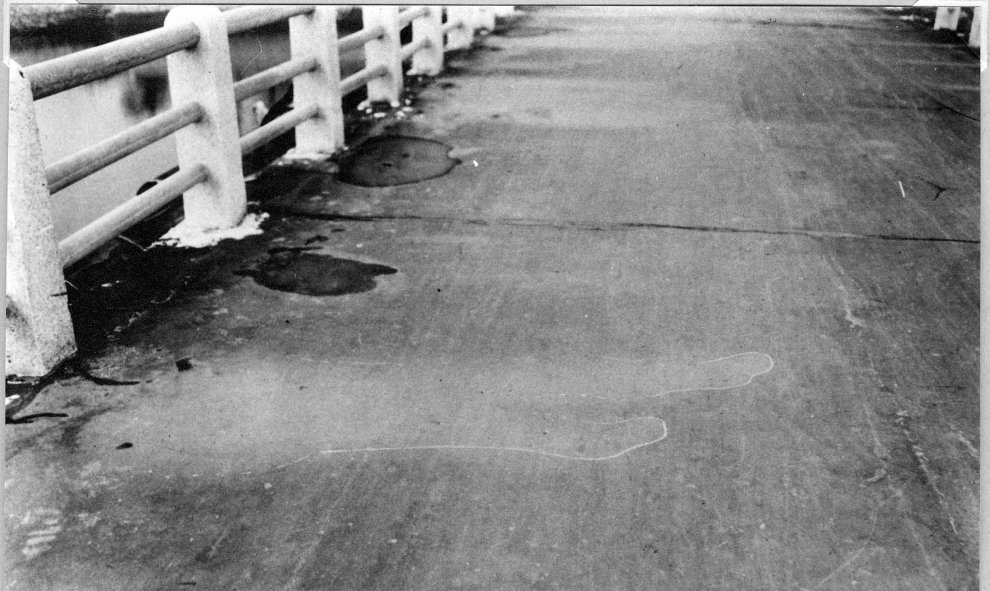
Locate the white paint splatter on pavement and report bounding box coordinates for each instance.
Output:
[156,213,269,249]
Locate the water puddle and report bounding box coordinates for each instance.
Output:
[337,135,460,187]
[236,250,397,296]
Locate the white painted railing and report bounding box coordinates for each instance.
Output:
[6,5,506,378]
[933,6,983,48]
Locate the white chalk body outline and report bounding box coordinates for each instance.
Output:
[593,351,774,400]
[648,351,775,397]
[277,417,667,468]
[314,417,668,462]
[276,352,774,469]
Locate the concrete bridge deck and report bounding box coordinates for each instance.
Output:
[5,7,981,590]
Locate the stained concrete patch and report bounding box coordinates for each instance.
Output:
[494,25,570,37]
[236,250,398,296]
[338,136,460,187]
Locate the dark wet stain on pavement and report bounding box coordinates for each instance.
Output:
[6,412,69,425]
[337,135,460,187]
[73,362,141,386]
[236,251,397,296]
[494,25,569,37]
[305,234,337,245]
[6,358,140,419]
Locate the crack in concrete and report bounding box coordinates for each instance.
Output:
[928,99,979,123]
[270,209,980,245]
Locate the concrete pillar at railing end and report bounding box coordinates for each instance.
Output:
[409,6,443,76]
[6,62,77,378]
[445,7,475,50]
[290,6,344,154]
[165,7,246,230]
[934,7,961,31]
[362,6,402,106]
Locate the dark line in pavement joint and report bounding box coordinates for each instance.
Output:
[929,98,979,122]
[271,209,979,245]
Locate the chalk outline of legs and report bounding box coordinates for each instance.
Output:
[591,351,775,400]
[276,417,667,468]
[275,352,772,469]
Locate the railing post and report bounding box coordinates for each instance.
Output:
[445,6,475,51]
[290,6,344,154]
[6,62,77,378]
[362,6,402,106]
[934,7,961,31]
[969,6,983,48]
[477,7,496,32]
[164,7,246,230]
[409,6,444,76]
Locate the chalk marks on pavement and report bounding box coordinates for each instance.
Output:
[651,351,774,397]
[306,417,668,464]
[275,352,774,468]
[594,351,775,400]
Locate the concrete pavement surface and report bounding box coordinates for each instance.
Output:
[5,7,980,590]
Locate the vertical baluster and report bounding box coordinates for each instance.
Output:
[445,6,475,51]
[410,6,444,76]
[934,7,961,31]
[362,6,403,106]
[969,6,983,48]
[165,6,246,230]
[290,6,345,154]
[477,7,496,32]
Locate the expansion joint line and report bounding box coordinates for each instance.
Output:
[270,208,979,245]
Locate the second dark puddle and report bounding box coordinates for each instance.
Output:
[338,135,460,187]
[242,136,450,295]
[237,249,397,296]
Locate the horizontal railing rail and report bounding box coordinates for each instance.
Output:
[341,64,390,96]
[224,5,315,35]
[232,56,318,102]
[399,6,431,28]
[45,101,204,194]
[441,20,463,36]
[7,5,508,378]
[59,165,210,268]
[23,22,201,100]
[339,24,386,53]
[239,103,320,155]
[400,36,430,62]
